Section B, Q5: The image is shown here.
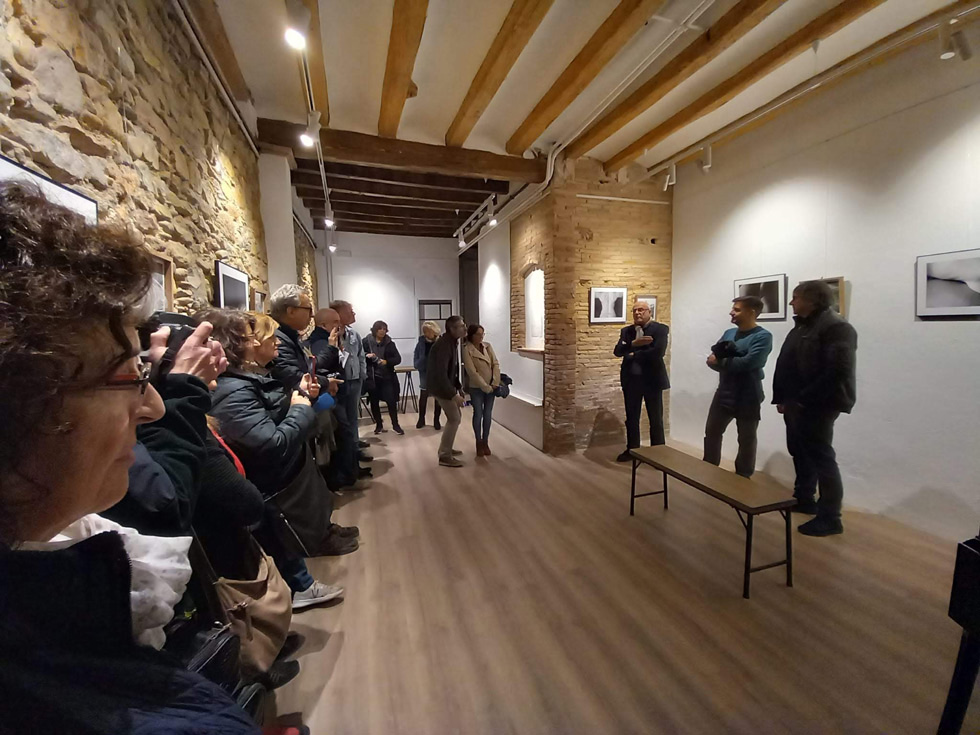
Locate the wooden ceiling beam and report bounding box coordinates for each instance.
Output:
[566,0,788,160]
[291,171,486,204]
[604,0,888,173]
[258,118,545,182]
[378,0,430,138]
[505,0,667,155]
[311,190,474,212]
[182,0,251,102]
[330,222,455,238]
[445,0,556,148]
[294,159,509,193]
[301,0,330,124]
[328,206,467,224]
[304,197,475,219]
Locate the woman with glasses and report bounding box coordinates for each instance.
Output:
[0,182,260,733]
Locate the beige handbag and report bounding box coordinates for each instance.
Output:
[209,536,293,676]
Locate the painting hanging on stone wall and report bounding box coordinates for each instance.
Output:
[733,274,786,321]
[590,287,627,324]
[252,289,266,313]
[819,276,846,318]
[215,260,249,310]
[634,295,658,321]
[916,249,980,317]
[0,154,98,223]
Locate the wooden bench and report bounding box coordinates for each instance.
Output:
[629,446,796,599]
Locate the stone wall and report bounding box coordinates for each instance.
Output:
[510,158,672,454]
[0,0,267,312]
[294,218,318,312]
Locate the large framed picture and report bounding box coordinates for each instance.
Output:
[215,260,249,309]
[733,274,786,321]
[590,286,627,324]
[819,276,846,318]
[634,295,658,321]
[0,153,98,223]
[916,249,980,317]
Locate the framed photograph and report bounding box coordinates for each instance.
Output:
[251,289,267,313]
[734,274,786,321]
[590,286,627,324]
[916,249,980,317]
[215,260,249,309]
[0,153,98,223]
[634,295,658,321]
[819,277,846,318]
[148,253,174,311]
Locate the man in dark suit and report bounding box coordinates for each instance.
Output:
[614,300,670,462]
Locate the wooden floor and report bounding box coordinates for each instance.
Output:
[276,423,979,734]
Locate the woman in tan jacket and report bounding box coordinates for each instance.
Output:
[462,324,501,457]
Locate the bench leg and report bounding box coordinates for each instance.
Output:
[630,458,637,516]
[743,514,754,599]
[663,471,669,509]
[785,510,793,588]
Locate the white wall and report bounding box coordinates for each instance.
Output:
[330,232,459,362]
[670,34,980,540]
[258,153,296,294]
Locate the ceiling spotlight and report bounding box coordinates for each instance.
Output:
[951,30,973,61]
[324,217,335,229]
[489,217,498,227]
[938,21,971,61]
[300,110,320,148]
[328,244,337,253]
[284,0,311,50]
[285,28,306,50]
[458,237,466,248]
[487,199,497,227]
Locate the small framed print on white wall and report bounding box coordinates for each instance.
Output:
[733,274,787,321]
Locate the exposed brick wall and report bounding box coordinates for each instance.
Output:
[0,0,267,312]
[510,158,672,454]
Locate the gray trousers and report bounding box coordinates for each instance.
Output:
[436,397,461,459]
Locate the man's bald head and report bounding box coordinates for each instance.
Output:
[315,308,340,331]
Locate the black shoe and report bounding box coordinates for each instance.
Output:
[276,631,306,662]
[358,440,369,449]
[416,419,425,429]
[433,420,442,431]
[358,452,373,463]
[317,533,359,556]
[393,425,404,435]
[793,497,819,515]
[358,467,373,479]
[374,424,387,434]
[616,449,634,463]
[330,522,359,538]
[257,658,300,690]
[798,516,843,537]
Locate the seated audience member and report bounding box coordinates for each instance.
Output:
[0,182,260,733]
[200,309,355,609]
[414,320,443,430]
[462,324,501,457]
[269,284,316,394]
[702,296,773,478]
[364,320,404,435]
[427,315,468,467]
[773,280,858,537]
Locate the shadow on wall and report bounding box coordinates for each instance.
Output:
[585,407,625,449]
[759,451,796,490]
[882,486,980,540]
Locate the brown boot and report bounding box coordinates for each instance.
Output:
[483,440,491,456]
[476,440,486,457]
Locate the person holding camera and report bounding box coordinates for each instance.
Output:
[615,300,670,462]
[702,296,773,478]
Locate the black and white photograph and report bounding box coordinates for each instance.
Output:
[820,276,846,318]
[252,289,266,313]
[590,286,627,324]
[635,295,658,321]
[916,248,980,317]
[733,274,786,321]
[0,153,98,224]
[215,260,249,309]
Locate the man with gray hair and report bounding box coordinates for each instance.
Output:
[269,284,315,394]
[330,299,372,460]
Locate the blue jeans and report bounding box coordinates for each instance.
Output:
[469,389,496,442]
[276,555,315,593]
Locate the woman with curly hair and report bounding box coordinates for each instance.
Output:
[0,182,260,733]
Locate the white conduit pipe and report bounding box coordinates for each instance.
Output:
[458,0,718,252]
[643,1,980,183]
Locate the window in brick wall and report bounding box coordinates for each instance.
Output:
[524,268,545,350]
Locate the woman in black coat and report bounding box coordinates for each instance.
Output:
[363,320,404,435]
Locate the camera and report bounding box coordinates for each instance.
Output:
[138,311,198,381]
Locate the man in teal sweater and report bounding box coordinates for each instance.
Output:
[703,295,773,477]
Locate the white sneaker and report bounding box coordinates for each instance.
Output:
[292,580,344,610]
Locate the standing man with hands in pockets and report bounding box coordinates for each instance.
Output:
[428,315,468,468]
[615,300,670,462]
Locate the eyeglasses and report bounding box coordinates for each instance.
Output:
[101,361,152,395]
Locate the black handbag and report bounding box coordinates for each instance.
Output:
[263,445,334,558]
[494,373,513,398]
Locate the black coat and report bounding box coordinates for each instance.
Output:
[104,374,210,536]
[269,325,311,394]
[307,326,342,385]
[614,321,670,390]
[363,334,402,387]
[772,307,857,413]
[426,333,461,400]
[0,532,260,734]
[209,369,315,496]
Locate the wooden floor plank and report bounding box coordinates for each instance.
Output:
[277,423,980,734]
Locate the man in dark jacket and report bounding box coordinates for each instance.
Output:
[614,300,670,462]
[269,284,315,394]
[703,296,773,478]
[427,315,467,467]
[773,280,857,537]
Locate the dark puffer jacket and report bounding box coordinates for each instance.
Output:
[209,368,315,496]
[362,333,401,388]
[0,532,260,735]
